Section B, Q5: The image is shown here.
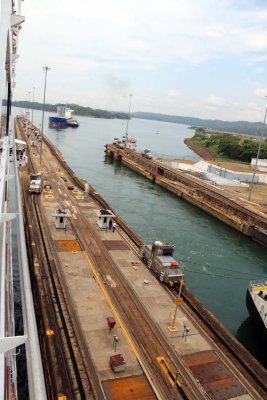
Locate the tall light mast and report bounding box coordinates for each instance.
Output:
[40,66,51,163]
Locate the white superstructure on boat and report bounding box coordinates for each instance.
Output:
[0,1,46,399]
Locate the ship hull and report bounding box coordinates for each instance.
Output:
[67,120,79,127]
[246,289,267,345]
[49,116,79,128]
[49,117,68,128]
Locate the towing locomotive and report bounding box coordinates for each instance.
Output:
[140,241,184,285]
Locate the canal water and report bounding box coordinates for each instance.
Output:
[15,108,267,368]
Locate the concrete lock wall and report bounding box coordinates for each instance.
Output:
[105,145,267,242]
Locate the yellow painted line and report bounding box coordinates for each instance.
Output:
[72,214,77,220]
[156,356,182,387]
[252,286,267,291]
[83,251,140,359]
[65,201,70,206]
[72,206,78,214]
[46,330,54,336]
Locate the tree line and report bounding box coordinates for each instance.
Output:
[132,111,267,137]
[12,101,128,120]
[192,130,267,162]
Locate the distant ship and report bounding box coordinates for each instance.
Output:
[49,105,79,128]
[246,280,267,343]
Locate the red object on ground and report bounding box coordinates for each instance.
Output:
[107,316,116,330]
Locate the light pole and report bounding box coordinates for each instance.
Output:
[28,91,31,115]
[31,86,35,124]
[40,66,51,163]
[248,98,267,201]
[125,93,133,140]
[168,275,184,332]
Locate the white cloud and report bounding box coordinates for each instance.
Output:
[167,90,180,98]
[14,0,267,121]
[128,41,151,51]
[206,95,238,109]
[254,88,267,98]
[19,0,267,71]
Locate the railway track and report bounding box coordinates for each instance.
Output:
[36,121,267,394]
[18,122,98,400]
[116,219,267,399]
[38,136,209,399]
[177,286,267,399]
[16,118,267,399]
[19,119,213,399]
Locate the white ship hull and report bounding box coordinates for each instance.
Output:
[246,280,267,348]
[0,1,46,399]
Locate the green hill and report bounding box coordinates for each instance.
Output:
[13,101,128,120]
[132,111,267,137]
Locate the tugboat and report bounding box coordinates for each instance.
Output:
[246,280,267,343]
[49,105,79,128]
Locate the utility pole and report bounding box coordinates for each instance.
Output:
[40,66,51,164]
[31,86,35,124]
[125,94,133,145]
[248,99,267,201]
[28,91,31,115]
[168,276,184,332]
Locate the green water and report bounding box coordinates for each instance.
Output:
[16,108,267,367]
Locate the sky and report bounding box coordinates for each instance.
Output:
[14,0,267,121]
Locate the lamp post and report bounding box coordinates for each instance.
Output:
[248,98,267,201]
[125,93,133,141]
[31,86,35,124]
[40,66,51,163]
[28,91,31,112]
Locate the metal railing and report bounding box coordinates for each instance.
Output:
[13,135,47,400]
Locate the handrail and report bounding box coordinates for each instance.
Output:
[13,135,47,400]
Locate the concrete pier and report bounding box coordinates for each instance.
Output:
[105,144,267,247]
[15,118,267,399]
